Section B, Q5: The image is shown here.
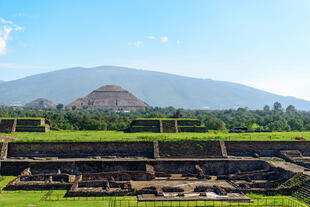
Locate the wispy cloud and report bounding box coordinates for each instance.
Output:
[176,40,180,45]
[0,17,22,55]
[128,41,144,47]
[12,13,28,18]
[147,36,156,40]
[160,36,168,43]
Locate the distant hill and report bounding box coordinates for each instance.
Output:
[0,66,310,110]
[0,80,4,84]
[24,98,57,109]
[67,85,149,111]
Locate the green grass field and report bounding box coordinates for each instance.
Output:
[1,130,310,142]
[0,176,307,207]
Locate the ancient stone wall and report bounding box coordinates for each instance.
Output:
[130,120,160,126]
[225,141,310,156]
[128,119,205,133]
[161,120,178,133]
[6,141,310,160]
[178,126,207,132]
[0,119,17,133]
[0,142,8,160]
[7,142,154,158]
[0,159,270,176]
[177,120,201,126]
[129,126,160,133]
[0,118,50,133]
[16,119,45,126]
[15,126,50,132]
[158,141,223,158]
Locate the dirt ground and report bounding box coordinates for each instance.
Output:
[0,136,19,141]
[131,179,235,193]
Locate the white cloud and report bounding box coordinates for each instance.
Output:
[176,40,180,45]
[160,36,168,43]
[0,17,22,55]
[128,41,144,47]
[12,13,28,18]
[147,36,156,40]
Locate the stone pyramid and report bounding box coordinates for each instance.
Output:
[24,98,57,109]
[67,85,149,111]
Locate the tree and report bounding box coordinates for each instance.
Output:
[266,119,290,131]
[56,104,64,110]
[71,106,77,110]
[273,102,282,112]
[288,118,304,131]
[171,109,184,118]
[304,123,310,131]
[205,117,226,130]
[263,105,270,111]
[246,120,262,130]
[286,105,297,113]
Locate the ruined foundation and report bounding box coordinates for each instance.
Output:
[1,141,310,202]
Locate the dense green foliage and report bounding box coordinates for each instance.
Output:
[1,102,310,132]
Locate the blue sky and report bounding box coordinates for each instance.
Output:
[1,0,310,100]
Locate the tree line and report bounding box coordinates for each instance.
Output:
[0,102,309,132]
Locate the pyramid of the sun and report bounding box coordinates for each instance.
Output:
[67,85,148,111]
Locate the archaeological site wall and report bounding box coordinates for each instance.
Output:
[5,141,310,161]
[224,141,310,156]
[0,119,17,133]
[2,140,310,201]
[127,119,207,133]
[158,141,223,158]
[0,159,271,176]
[0,118,49,133]
[15,119,45,126]
[7,142,154,158]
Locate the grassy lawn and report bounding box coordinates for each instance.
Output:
[1,130,310,142]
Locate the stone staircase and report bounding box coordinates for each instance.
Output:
[0,142,8,160]
[292,174,310,205]
[220,141,228,158]
[153,141,160,159]
[160,120,178,133]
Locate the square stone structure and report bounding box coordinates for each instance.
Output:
[0,118,50,133]
[127,118,208,133]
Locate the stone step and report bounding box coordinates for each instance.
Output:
[220,141,228,158]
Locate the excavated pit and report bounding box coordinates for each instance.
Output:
[1,141,310,201]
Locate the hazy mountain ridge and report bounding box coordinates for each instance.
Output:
[0,66,310,110]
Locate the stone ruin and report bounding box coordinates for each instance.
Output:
[126,118,208,133]
[229,127,272,133]
[66,85,149,111]
[24,98,57,109]
[0,118,51,133]
[2,141,310,202]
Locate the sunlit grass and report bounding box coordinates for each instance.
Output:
[1,130,310,142]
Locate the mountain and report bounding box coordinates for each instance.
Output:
[67,85,149,111]
[0,80,4,84]
[0,66,310,110]
[24,98,57,109]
